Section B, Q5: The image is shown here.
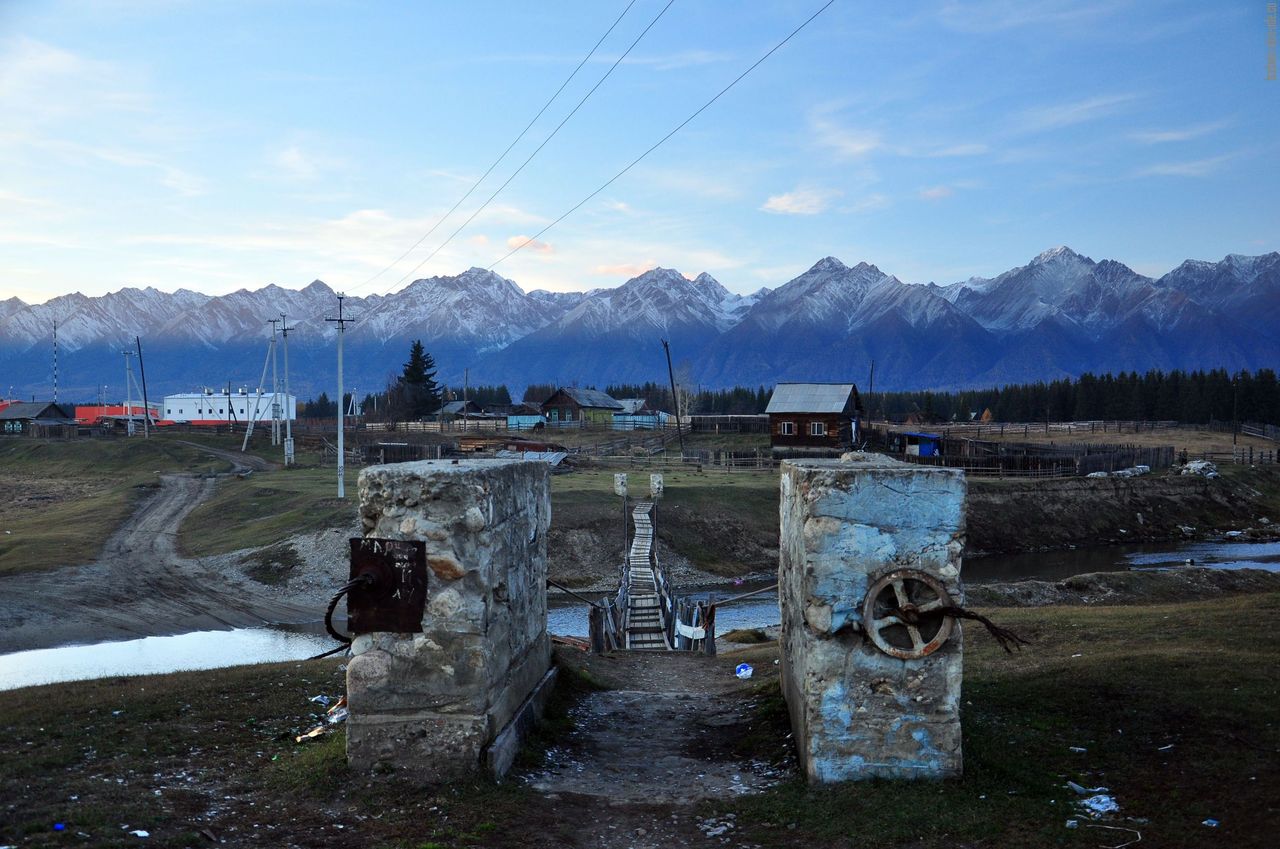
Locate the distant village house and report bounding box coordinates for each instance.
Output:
[765,382,863,456]
[540,387,623,425]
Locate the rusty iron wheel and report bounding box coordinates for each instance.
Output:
[862,569,956,659]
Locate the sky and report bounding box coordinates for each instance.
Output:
[1,0,1276,304]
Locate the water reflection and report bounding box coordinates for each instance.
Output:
[0,623,336,692]
[6,539,1276,691]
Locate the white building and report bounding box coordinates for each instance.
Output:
[162,387,297,424]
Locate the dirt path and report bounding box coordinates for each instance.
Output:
[507,650,792,848]
[0,446,319,653]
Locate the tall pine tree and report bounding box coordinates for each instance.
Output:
[399,340,441,418]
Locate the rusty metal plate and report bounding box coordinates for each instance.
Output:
[347,537,428,634]
[862,568,955,660]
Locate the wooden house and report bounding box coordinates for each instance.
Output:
[765,383,862,456]
[541,387,623,425]
[0,402,78,437]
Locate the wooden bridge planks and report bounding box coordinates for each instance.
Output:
[624,501,671,650]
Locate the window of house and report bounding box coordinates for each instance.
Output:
[810,421,826,436]
[779,421,795,435]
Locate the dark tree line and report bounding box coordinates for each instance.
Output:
[866,369,1280,425]
[301,367,1280,426]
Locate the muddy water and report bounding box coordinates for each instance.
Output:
[5,540,1277,690]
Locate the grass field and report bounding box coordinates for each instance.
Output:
[552,468,779,575]
[1,593,1274,847]
[178,466,361,556]
[0,438,230,574]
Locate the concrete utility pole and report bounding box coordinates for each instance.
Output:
[268,318,281,446]
[122,350,135,436]
[242,332,276,452]
[281,314,294,466]
[326,294,356,499]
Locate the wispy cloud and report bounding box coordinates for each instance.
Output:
[1019,93,1138,131]
[592,261,657,278]
[843,193,890,213]
[810,112,881,159]
[1135,153,1235,177]
[272,144,344,181]
[506,234,554,254]
[935,0,1131,34]
[918,185,954,200]
[1129,120,1229,144]
[760,187,841,215]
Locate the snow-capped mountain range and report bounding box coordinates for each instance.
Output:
[2,248,1277,398]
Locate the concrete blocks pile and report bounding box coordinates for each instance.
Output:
[346,459,552,778]
[778,453,966,781]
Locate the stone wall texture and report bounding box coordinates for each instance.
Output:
[779,453,966,781]
[346,459,551,778]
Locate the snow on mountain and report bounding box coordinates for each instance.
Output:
[2,247,1278,396]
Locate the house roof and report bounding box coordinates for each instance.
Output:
[0,401,74,421]
[551,387,623,410]
[440,400,483,415]
[765,383,859,415]
[615,398,650,415]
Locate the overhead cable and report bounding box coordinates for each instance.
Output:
[348,0,641,294]
[489,0,836,270]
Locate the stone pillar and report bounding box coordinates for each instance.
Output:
[778,453,966,781]
[346,459,552,778]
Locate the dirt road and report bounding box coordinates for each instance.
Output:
[0,445,320,653]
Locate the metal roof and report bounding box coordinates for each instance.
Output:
[0,402,74,421]
[553,387,624,410]
[765,383,858,414]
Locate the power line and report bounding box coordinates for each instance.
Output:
[348,0,639,294]
[373,0,679,303]
[489,0,836,270]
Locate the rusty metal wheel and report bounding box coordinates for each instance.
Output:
[862,569,956,659]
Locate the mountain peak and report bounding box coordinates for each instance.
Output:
[808,256,848,274]
[1031,246,1089,265]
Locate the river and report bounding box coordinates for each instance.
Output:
[3,539,1277,691]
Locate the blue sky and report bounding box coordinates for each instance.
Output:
[1,0,1275,304]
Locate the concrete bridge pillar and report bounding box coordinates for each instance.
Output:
[778,453,966,781]
[345,459,553,779]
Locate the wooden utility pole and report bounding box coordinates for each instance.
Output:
[135,336,151,438]
[661,339,686,457]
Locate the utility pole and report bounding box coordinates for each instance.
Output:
[1233,375,1240,447]
[281,314,294,466]
[122,350,135,436]
[326,294,356,499]
[135,336,151,438]
[242,332,276,452]
[267,318,281,446]
[867,359,875,422]
[464,367,470,432]
[52,321,58,404]
[661,339,686,457]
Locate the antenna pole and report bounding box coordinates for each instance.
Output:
[661,339,686,458]
[326,294,356,498]
[281,315,294,465]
